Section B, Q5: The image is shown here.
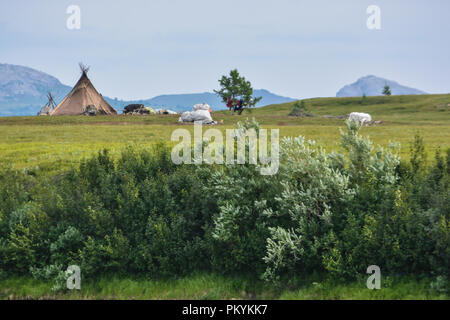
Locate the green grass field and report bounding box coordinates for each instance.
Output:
[0,94,449,300]
[0,94,449,173]
[1,274,447,300]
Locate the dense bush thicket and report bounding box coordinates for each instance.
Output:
[0,121,448,286]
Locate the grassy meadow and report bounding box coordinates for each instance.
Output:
[2,274,447,300]
[0,94,449,173]
[0,94,449,300]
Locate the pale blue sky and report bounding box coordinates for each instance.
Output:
[1,0,449,100]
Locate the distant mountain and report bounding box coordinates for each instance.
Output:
[336,75,426,97]
[0,63,296,116]
[0,64,72,116]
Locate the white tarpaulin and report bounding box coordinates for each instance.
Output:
[155,108,178,115]
[179,110,214,124]
[179,103,215,124]
[349,112,372,124]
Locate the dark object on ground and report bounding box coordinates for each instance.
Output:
[289,112,315,118]
[123,104,152,115]
[123,104,145,114]
[82,105,106,116]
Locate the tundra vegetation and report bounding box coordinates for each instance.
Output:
[0,121,448,299]
[383,84,392,96]
[0,94,449,299]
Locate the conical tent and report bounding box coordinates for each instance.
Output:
[51,64,117,115]
[37,92,56,116]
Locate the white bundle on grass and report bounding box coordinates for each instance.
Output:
[179,103,215,124]
[348,112,372,124]
[179,110,214,124]
[193,103,211,111]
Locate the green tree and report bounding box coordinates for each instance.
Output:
[214,69,262,115]
[289,100,307,116]
[361,93,368,105]
[383,84,392,96]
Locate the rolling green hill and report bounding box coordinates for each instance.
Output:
[228,94,450,124]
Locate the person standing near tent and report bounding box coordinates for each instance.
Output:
[235,99,243,112]
[234,98,248,113]
[227,98,233,109]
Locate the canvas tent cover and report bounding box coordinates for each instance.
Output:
[37,105,53,116]
[51,69,117,115]
[37,92,56,116]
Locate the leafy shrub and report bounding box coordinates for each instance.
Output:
[49,226,84,265]
[30,264,73,292]
[430,275,449,294]
[0,121,447,284]
[4,202,50,273]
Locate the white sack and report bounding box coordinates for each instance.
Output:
[193,103,211,111]
[179,109,214,124]
[349,112,372,124]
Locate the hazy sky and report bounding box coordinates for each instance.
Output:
[1,0,449,100]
